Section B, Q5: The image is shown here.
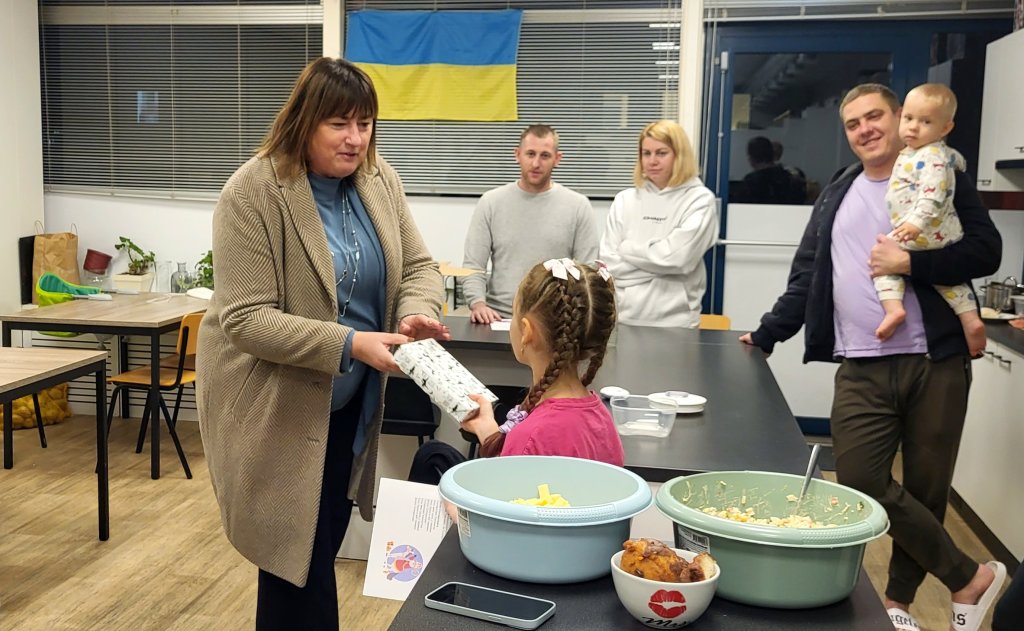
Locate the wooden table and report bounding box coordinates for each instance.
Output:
[1,347,109,539]
[1,293,208,479]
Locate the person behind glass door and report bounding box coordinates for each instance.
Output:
[599,120,718,328]
[461,124,599,324]
[196,57,448,630]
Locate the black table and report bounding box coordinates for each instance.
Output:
[442,318,813,481]
[394,317,891,629]
[390,531,889,630]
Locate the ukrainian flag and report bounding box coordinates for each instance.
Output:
[346,10,522,121]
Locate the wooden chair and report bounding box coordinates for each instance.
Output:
[103,312,203,479]
[381,378,440,446]
[699,314,732,331]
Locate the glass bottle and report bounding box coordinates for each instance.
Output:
[170,262,193,293]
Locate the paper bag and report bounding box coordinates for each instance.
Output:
[32,223,81,304]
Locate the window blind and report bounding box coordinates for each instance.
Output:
[39,1,323,199]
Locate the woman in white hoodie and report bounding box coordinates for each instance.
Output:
[600,120,718,328]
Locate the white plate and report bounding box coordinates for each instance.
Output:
[599,386,631,399]
[650,391,707,414]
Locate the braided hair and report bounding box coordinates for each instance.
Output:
[514,261,617,412]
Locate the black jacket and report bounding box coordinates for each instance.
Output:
[750,164,1002,363]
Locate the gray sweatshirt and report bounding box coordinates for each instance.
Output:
[462,181,598,317]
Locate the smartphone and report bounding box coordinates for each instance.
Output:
[424,581,556,629]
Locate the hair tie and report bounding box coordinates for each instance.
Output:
[594,260,612,282]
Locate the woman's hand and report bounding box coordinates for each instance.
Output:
[351,332,412,372]
[399,314,452,341]
[461,393,500,443]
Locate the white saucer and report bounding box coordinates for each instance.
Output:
[599,386,631,399]
[650,390,707,414]
[981,312,1019,321]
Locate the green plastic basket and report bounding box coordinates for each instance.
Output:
[656,471,889,608]
[36,272,100,337]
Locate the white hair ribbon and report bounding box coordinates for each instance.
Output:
[543,258,580,281]
[594,259,612,282]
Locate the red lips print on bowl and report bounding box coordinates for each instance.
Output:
[611,548,719,628]
[648,589,687,618]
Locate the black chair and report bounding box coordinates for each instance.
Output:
[461,385,526,459]
[381,378,441,446]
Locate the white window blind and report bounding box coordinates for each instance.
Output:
[349,1,684,197]
[39,1,323,199]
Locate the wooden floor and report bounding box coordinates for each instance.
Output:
[0,416,1006,630]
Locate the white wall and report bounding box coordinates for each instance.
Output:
[1,0,44,314]
[44,191,613,288]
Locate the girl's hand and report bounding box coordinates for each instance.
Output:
[399,314,452,341]
[461,393,500,443]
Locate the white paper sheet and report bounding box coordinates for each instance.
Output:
[489,320,511,331]
[362,478,453,601]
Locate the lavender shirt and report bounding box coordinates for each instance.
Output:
[831,173,928,358]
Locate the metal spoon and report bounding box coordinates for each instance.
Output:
[792,443,821,517]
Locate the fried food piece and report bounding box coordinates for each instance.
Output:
[620,539,718,583]
[686,552,716,582]
[620,538,687,582]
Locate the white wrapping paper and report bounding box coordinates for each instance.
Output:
[393,339,500,422]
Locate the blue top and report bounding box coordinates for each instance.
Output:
[309,172,387,453]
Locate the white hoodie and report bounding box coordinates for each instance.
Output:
[599,177,718,328]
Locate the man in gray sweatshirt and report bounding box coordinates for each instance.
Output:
[462,124,599,323]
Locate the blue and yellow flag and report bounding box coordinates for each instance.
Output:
[346,10,522,121]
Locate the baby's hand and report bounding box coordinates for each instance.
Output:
[891,223,922,243]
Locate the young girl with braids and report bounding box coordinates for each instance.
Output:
[461,257,624,464]
[407,258,623,484]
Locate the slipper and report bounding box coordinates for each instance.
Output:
[887,607,920,630]
[950,561,1008,631]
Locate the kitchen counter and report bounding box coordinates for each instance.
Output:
[985,320,1024,356]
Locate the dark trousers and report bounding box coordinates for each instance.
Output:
[831,354,977,605]
[993,560,1024,631]
[256,401,359,631]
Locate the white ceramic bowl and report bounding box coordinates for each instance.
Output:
[610,547,720,629]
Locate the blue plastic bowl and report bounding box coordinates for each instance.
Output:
[439,456,653,583]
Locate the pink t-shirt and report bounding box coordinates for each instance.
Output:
[500,392,625,467]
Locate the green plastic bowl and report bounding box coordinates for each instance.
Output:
[655,471,889,608]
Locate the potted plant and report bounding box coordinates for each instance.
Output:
[111,236,157,292]
[192,250,213,290]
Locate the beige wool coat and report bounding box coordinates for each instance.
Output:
[196,154,442,587]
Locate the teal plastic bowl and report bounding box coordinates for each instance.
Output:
[439,456,652,583]
[655,471,889,608]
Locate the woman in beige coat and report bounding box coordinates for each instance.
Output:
[196,58,446,629]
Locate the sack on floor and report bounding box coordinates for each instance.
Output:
[0,383,73,429]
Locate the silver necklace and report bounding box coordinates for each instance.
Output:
[334,182,361,318]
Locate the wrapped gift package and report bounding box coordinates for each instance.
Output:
[393,339,499,422]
